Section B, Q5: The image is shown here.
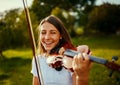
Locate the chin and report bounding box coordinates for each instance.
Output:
[45,48,52,52]
[45,45,56,52]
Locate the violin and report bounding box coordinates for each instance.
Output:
[47,42,120,75]
[46,42,78,71]
[46,53,74,71]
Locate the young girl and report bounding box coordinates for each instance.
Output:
[31,15,92,85]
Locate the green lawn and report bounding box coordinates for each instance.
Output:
[73,35,120,85]
[0,49,33,85]
[0,35,120,85]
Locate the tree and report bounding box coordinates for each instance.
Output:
[31,0,72,20]
[86,3,120,35]
[0,9,20,57]
[30,0,96,36]
[0,9,27,57]
[0,20,7,57]
[3,9,25,48]
[0,0,98,56]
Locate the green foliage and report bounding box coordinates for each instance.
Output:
[31,0,96,36]
[86,3,120,35]
[0,0,97,54]
[0,9,20,52]
[31,0,50,20]
[0,8,39,55]
[69,0,96,7]
[0,9,30,51]
[31,0,72,20]
[0,20,9,53]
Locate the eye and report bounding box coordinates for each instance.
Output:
[51,31,56,34]
[41,31,46,34]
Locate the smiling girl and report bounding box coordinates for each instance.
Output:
[31,15,92,85]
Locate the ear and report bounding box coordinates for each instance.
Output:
[60,36,62,39]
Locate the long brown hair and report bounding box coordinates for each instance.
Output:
[37,15,74,55]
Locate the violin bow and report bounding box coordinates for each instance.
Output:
[22,0,44,85]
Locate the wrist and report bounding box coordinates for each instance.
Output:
[75,70,89,79]
[76,75,89,85]
[76,74,88,80]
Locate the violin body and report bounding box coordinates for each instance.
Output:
[46,54,74,71]
[47,45,120,73]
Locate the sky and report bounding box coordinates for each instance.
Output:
[0,0,33,13]
[95,0,120,5]
[0,0,120,13]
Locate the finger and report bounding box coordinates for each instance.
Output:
[59,47,65,55]
[74,53,84,63]
[77,45,89,53]
[82,53,89,61]
[80,53,85,60]
[87,49,91,54]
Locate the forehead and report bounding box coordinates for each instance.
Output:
[40,22,58,31]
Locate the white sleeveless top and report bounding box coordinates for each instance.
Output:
[31,55,73,85]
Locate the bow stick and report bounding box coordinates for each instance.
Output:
[22,0,44,85]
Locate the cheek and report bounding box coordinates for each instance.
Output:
[53,36,61,44]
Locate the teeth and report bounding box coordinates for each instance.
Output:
[45,42,52,44]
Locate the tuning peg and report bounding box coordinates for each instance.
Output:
[108,56,118,77]
[112,56,118,62]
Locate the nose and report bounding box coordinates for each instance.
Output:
[44,32,50,39]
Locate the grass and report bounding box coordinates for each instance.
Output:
[0,35,120,85]
[0,49,33,85]
[73,35,120,85]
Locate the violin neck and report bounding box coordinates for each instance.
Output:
[64,49,108,64]
[63,49,120,73]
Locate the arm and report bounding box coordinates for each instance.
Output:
[32,76,40,85]
[72,45,92,85]
[72,72,89,85]
[72,53,91,85]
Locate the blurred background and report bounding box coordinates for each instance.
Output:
[0,0,120,85]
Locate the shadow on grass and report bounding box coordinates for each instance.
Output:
[0,57,31,71]
[0,56,32,85]
[0,74,10,80]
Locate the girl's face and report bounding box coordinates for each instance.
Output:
[40,22,61,53]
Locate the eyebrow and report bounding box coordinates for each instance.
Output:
[41,29,58,32]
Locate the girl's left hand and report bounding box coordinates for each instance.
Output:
[72,53,92,76]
